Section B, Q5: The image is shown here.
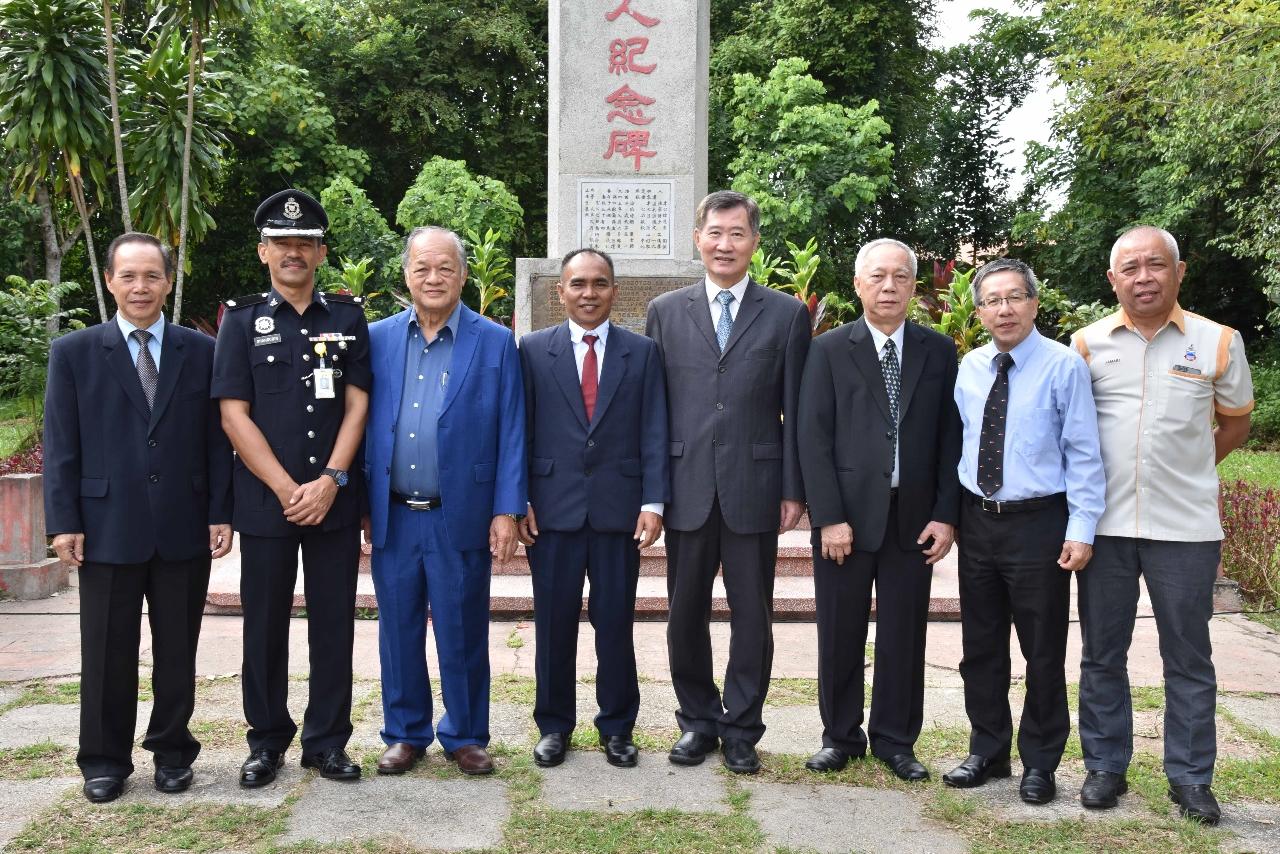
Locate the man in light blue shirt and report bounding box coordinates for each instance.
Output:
[942,258,1104,806]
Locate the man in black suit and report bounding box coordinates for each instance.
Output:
[797,238,962,781]
[645,191,810,774]
[44,232,233,803]
[518,248,669,769]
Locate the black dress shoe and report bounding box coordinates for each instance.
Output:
[534,732,569,768]
[669,731,718,766]
[1079,770,1128,808]
[942,754,1012,788]
[301,746,361,781]
[600,734,638,768]
[805,747,852,772]
[1169,784,1221,825]
[1019,768,1056,804]
[721,737,761,774]
[883,752,930,781]
[83,776,124,803]
[239,749,284,788]
[154,766,193,794]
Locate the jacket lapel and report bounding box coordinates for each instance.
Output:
[439,305,480,418]
[147,320,185,434]
[385,309,412,422]
[719,279,765,359]
[897,321,929,419]
[548,322,589,431]
[589,326,629,432]
[684,285,721,357]
[848,318,892,424]
[102,322,152,422]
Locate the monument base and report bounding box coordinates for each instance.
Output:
[0,558,68,600]
[515,257,705,337]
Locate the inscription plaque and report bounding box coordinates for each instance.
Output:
[578,179,674,258]
[528,275,700,334]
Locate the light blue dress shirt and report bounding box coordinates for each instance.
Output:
[115,313,165,371]
[955,327,1105,544]
[390,303,461,498]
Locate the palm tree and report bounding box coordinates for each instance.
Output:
[103,0,132,231]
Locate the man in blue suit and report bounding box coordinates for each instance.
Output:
[516,249,668,768]
[364,226,527,776]
[44,232,233,803]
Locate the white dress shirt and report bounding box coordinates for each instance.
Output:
[866,321,905,488]
[705,275,750,328]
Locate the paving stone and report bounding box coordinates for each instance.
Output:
[1220,694,1280,740]
[280,775,508,850]
[1221,802,1280,854]
[492,701,535,746]
[744,781,967,854]
[0,777,78,847]
[759,706,822,755]
[0,704,80,749]
[117,760,306,808]
[955,767,1150,823]
[540,749,729,814]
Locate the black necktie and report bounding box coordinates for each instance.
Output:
[881,339,901,467]
[977,352,1014,497]
[131,329,158,411]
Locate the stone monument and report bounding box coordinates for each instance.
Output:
[515,0,710,336]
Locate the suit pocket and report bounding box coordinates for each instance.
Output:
[752,443,782,460]
[531,457,554,476]
[747,347,779,360]
[80,477,108,498]
[619,458,641,477]
[474,462,496,483]
[191,474,207,494]
[669,441,685,457]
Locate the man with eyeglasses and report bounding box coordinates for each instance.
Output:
[943,258,1104,805]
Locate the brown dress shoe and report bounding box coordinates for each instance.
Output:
[444,744,495,775]
[377,743,425,775]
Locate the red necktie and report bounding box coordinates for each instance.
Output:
[582,333,599,421]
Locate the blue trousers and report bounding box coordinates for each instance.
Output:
[1078,536,1220,785]
[372,503,491,752]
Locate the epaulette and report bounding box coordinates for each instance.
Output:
[223,292,270,309]
[324,291,365,306]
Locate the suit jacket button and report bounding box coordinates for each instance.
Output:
[885,431,893,439]
[149,474,160,483]
[585,468,593,476]
[718,366,726,373]
[883,472,891,478]
[715,402,724,410]
[148,439,158,447]
[587,439,595,447]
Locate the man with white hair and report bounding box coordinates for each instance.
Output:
[1072,226,1253,824]
[797,238,962,780]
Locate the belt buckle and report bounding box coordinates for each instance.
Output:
[981,496,1002,514]
[404,497,434,511]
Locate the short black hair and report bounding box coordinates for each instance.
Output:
[105,232,174,279]
[560,247,615,279]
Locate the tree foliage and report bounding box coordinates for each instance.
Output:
[396,157,523,253]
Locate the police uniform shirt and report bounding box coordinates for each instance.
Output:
[212,287,371,537]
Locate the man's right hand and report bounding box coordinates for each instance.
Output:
[518,505,539,547]
[52,533,85,567]
[820,522,854,565]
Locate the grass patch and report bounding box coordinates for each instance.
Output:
[0,741,76,779]
[744,750,917,790]
[1246,609,1280,633]
[492,673,537,705]
[915,725,972,760]
[189,718,247,751]
[506,628,525,649]
[350,680,381,725]
[765,678,819,707]
[8,799,277,853]
[503,806,762,854]
[0,680,80,714]
[1219,450,1280,488]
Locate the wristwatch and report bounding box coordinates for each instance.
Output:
[321,468,349,487]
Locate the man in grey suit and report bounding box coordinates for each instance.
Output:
[645,190,811,774]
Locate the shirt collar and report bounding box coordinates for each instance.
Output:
[408,301,462,340]
[115,312,165,346]
[866,320,905,356]
[992,326,1041,369]
[267,287,329,314]
[1107,303,1186,336]
[705,274,749,307]
[568,317,610,345]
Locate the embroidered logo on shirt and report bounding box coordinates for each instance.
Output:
[1184,344,1197,362]
[254,315,275,334]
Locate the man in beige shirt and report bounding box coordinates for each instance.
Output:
[1071,226,1253,825]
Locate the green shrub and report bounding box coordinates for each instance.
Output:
[0,276,87,448]
[1247,361,1280,449]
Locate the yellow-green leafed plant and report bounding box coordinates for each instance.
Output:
[466,228,514,319]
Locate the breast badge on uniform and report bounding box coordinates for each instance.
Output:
[254,316,276,335]
[1184,344,1197,362]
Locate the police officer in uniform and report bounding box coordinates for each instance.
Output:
[212,189,371,786]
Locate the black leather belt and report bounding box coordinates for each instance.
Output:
[965,491,1063,514]
[391,492,442,511]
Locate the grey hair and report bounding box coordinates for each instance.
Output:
[1109,226,1180,270]
[402,226,469,274]
[971,258,1039,305]
[854,238,917,278]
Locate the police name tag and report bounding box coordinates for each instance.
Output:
[313,368,336,399]
[253,333,282,346]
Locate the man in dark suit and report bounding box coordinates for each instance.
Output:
[44,232,233,803]
[645,191,810,774]
[517,248,668,769]
[797,238,962,781]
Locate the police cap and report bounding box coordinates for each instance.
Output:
[254,189,328,239]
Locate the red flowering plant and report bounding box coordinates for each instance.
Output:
[0,443,42,475]
[1221,479,1280,610]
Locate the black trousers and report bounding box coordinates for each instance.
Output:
[814,498,932,760]
[78,553,211,779]
[240,525,359,755]
[666,498,778,743]
[529,526,640,736]
[958,493,1071,770]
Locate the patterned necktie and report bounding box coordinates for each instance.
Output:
[131,329,158,411]
[715,290,735,352]
[977,352,1015,497]
[581,333,599,421]
[881,338,901,467]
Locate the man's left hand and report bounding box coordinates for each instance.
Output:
[490,514,519,563]
[634,511,663,549]
[779,500,805,534]
[917,521,955,565]
[283,476,338,526]
[1058,540,1093,572]
[209,524,234,559]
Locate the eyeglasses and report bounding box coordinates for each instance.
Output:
[976,292,1033,310]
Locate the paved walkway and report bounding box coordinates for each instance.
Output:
[1,575,1278,852]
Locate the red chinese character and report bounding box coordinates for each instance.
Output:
[605,84,656,125]
[608,37,656,75]
[605,0,659,28]
[603,130,657,171]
